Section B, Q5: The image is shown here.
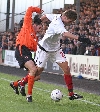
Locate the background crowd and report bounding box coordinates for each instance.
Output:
[0,0,100,56]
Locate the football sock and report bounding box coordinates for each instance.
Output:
[13,81,18,87]
[64,74,74,95]
[17,74,40,87]
[18,74,29,86]
[27,75,34,95]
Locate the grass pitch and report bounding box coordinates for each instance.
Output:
[0,73,100,112]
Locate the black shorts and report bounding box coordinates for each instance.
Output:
[15,45,36,69]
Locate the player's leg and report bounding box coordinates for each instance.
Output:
[24,60,37,102]
[10,61,37,102]
[12,48,46,96]
[34,47,49,77]
[10,45,38,102]
[17,46,47,90]
[55,49,83,100]
[10,81,19,95]
[10,72,41,97]
[19,48,47,101]
[10,45,23,95]
[18,66,43,83]
[10,73,28,96]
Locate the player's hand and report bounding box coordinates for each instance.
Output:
[78,36,91,44]
[40,9,44,14]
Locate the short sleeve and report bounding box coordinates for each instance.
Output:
[46,14,57,21]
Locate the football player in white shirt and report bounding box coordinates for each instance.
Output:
[34,10,83,100]
[11,10,90,100]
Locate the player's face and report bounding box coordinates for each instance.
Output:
[61,15,74,25]
[36,24,43,33]
[33,24,43,34]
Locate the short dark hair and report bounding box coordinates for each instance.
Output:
[33,15,42,25]
[63,10,77,21]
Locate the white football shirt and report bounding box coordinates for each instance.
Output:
[39,14,68,51]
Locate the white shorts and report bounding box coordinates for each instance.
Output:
[34,47,67,68]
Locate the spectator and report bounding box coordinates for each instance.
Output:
[84,45,92,55]
[60,36,69,45]
[76,41,86,55]
[95,44,100,56]
[8,32,15,41]
[2,35,8,50]
[90,44,96,56]
[8,41,14,50]
[19,17,24,28]
[69,42,77,55]
[61,43,69,54]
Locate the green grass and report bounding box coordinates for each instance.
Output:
[0,73,100,112]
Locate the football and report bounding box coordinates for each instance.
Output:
[50,89,63,102]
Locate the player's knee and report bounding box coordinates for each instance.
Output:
[67,66,70,72]
[64,66,70,74]
[30,67,37,76]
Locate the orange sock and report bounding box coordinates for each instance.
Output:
[13,81,18,87]
[19,74,29,86]
[28,75,34,95]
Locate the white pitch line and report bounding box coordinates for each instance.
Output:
[1,77,100,107]
[1,77,12,82]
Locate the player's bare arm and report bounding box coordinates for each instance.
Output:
[62,32,78,40]
[41,15,50,23]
